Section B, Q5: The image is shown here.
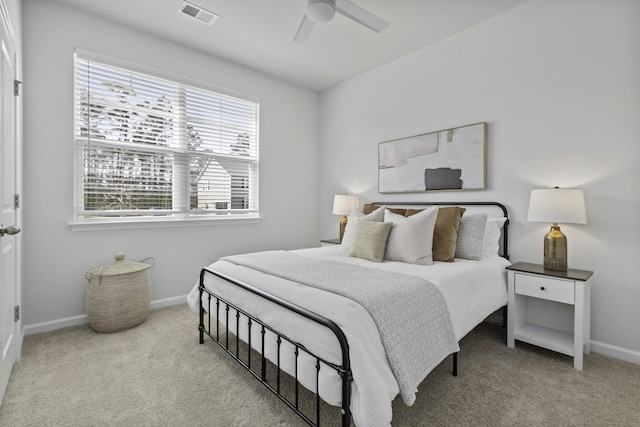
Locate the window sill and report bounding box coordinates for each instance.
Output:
[69,216,263,232]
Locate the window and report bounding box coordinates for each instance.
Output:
[73,51,259,225]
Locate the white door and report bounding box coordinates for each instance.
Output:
[0,5,19,404]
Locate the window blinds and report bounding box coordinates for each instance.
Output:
[73,51,259,221]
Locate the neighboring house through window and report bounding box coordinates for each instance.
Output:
[73,50,259,225]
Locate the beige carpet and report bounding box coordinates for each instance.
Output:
[1,304,638,426]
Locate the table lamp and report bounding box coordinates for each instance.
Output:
[332,194,357,242]
[527,188,587,271]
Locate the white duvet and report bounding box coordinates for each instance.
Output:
[187,246,510,427]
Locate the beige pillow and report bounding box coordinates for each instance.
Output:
[362,204,406,216]
[384,206,439,265]
[406,207,466,262]
[350,221,393,263]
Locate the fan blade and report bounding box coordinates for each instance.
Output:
[335,0,389,33]
[293,15,315,43]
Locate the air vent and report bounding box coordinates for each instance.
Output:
[179,1,219,25]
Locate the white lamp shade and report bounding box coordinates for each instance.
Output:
[332,194,357,216]
[527,188,587,224]
[306,0,335,23]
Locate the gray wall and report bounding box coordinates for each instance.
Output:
[22,0,320,329]
[319,0,640,361]
[21,0,640,364]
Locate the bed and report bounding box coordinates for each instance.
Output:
[186,202,510,427]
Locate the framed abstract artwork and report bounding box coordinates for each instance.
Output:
[378,122,487,193]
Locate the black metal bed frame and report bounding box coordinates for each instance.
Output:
[198,201,509,427]
[199,269,353,426]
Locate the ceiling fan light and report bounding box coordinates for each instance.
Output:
[306,0,335,23]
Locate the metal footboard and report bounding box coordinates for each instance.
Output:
[198,267,353,427]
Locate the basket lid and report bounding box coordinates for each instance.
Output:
[88,253,153,277]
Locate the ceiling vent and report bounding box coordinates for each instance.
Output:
[179,1,219,25]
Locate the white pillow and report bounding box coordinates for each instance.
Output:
[383,206,439,265]
[341,206,385,251]
[455,213,488,260]
[483,217,507,257]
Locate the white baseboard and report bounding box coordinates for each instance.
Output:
[149,295,188,310]
[22,295,188,337]
[591,340,640,365]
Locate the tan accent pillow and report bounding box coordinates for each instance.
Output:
[362,204,406,216]
[406,207,466,262]
[404,209,420,217]
[350,221,393,263]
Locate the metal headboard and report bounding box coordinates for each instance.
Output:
[371,201,510,260]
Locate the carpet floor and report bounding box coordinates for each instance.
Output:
[0,304,638,426]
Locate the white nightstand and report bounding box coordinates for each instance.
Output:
[506,262,593,370]
[320,238,341,247]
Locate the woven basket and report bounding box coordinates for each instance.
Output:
[86,253,154,333]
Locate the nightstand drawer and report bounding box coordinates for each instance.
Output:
[515,274,574,304]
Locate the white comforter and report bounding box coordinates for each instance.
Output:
[187,246,509,427]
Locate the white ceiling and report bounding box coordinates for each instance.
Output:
[49,0,529,92]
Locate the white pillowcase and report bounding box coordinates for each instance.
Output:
[483,217,507,257]
[341,206,386,251]
[383,206,439,265]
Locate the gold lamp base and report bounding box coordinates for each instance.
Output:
[339,215,348,243]
[543,223,568,271]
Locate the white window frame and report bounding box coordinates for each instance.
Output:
[70,50,260,231]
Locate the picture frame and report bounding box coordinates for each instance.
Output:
[378,122,487,193]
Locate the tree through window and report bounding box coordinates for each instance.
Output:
[73,51,259,222]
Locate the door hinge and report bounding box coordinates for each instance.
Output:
[14,80,21,96]
[14,193,19,209]
[14,305,20,322]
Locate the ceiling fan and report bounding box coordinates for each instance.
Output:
[293,0,390,43]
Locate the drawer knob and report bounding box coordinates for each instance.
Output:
[540,286,546,291]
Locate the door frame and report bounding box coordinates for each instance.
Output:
[0,0,22,405]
